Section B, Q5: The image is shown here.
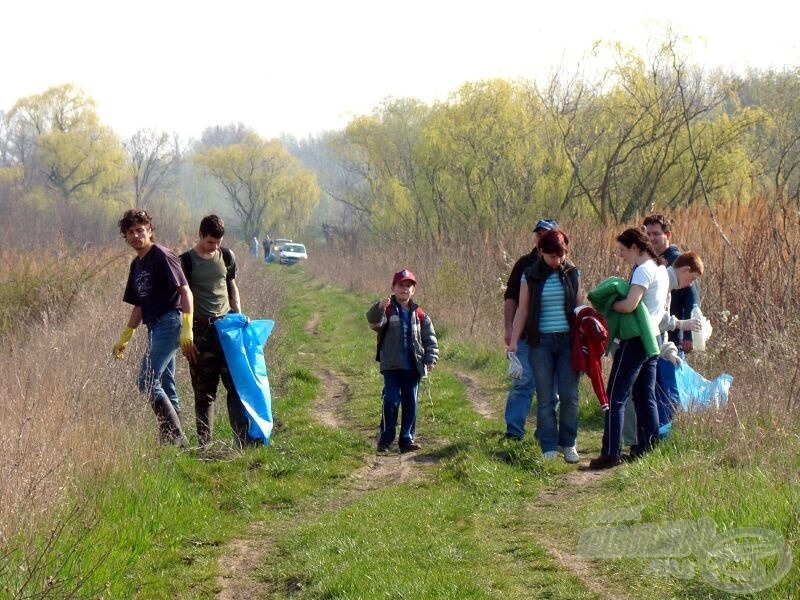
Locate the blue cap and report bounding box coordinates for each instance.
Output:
[534,219,559,232]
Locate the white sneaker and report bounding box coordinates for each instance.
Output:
[559,446,580,464]
[542,450,559,460]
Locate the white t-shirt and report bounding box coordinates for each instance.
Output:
[630,260,670,326]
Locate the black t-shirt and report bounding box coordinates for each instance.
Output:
[504,248,539,302]
[123,243,188,324]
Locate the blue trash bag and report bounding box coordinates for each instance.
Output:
[674,361,733,411]
[215,313,275,445]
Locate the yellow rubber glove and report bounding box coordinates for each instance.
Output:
[180,312,194,354]
[112,326,135,359]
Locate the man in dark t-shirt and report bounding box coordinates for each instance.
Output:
[112,209,194,447]
[181,214,252,449]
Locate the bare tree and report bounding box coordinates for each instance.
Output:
[124,129,183,208]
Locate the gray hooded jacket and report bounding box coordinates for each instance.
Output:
[367,297,438,378]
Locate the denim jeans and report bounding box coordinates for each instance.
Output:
[655,356,680,435]
[504,338,536,438]
[528,332,580,453]
[601,337,658,459]
[379,369,420,445]
[139,309,184,442]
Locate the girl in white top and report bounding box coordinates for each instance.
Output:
[590,228,670,469]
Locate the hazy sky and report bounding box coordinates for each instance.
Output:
[3,0,798,141]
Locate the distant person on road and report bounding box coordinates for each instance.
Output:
[502,218,558,441]
[507,229,584,463]
[251,236,259,257]
[262,235,271,261]
[367,269,439,454]
[112,209,193,447]
[180,214,253,449]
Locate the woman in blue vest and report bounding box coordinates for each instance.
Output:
[508,229,583,463]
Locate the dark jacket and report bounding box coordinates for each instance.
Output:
[523,257,580,346]
[504,248,539,302]
[366,297,439,378]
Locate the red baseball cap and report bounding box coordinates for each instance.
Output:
[392,268,417,286]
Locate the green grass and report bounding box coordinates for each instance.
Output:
[5,263,796,599]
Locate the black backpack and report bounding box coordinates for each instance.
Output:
[179,247,234,282]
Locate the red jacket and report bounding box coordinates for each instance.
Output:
[571,306,609,411]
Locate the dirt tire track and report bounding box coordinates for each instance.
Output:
[304,312,321,335]
[216,364,435,598]
[528,464,633,600]
[453,371,496,419]
[215,521,268,600]
[310,369,349,429]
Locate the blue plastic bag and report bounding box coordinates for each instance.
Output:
[674,361,733,411]
[215,313,275,445]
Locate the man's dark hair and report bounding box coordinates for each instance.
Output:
[118,209,153,236]
[199,214,225,238]
[643,213,672,234]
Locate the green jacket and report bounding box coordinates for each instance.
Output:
[587,277,659,358]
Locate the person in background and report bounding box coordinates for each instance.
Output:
[181,215,253,449]
[589,228,669,469]
[508,229,583,463]
[654,251,705,428]
[643,214,700,435]
[502,218,559,441]
[251,236,259,257]
[112,209,193,447]
[262,234,271,261]
[367,269,438,453]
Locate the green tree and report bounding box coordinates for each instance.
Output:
[420,79,554,244]
[7,84,127,206]
[193,133,319,239]
[541,39,755,223]
[733,68,800,203]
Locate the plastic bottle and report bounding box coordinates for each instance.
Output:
[691,305,707,351]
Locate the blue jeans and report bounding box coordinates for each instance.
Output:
[504,338,536,438]
[379,369,420,446]
[139,309,184,441]
[528,332,580,452]
[602,337,658,459]
[655,356,680,435]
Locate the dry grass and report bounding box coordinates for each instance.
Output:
[0,281,147,546]
[307,198,800,476]
[0,243,283,550]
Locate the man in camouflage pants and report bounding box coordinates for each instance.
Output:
[180,215,251,448]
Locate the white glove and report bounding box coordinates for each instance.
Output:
[677,318,702,332]
[658,312,677,333]
[659,342,682,366]
[507,351,524,379]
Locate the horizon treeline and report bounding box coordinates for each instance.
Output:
[2,37,799,248]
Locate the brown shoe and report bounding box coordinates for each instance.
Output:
[399,441,421,453]
[588,455,622,470]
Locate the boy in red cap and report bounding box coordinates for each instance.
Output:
[367,269,439,453]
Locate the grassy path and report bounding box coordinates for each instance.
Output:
[209,267,615,599]
[7,266,795,599]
